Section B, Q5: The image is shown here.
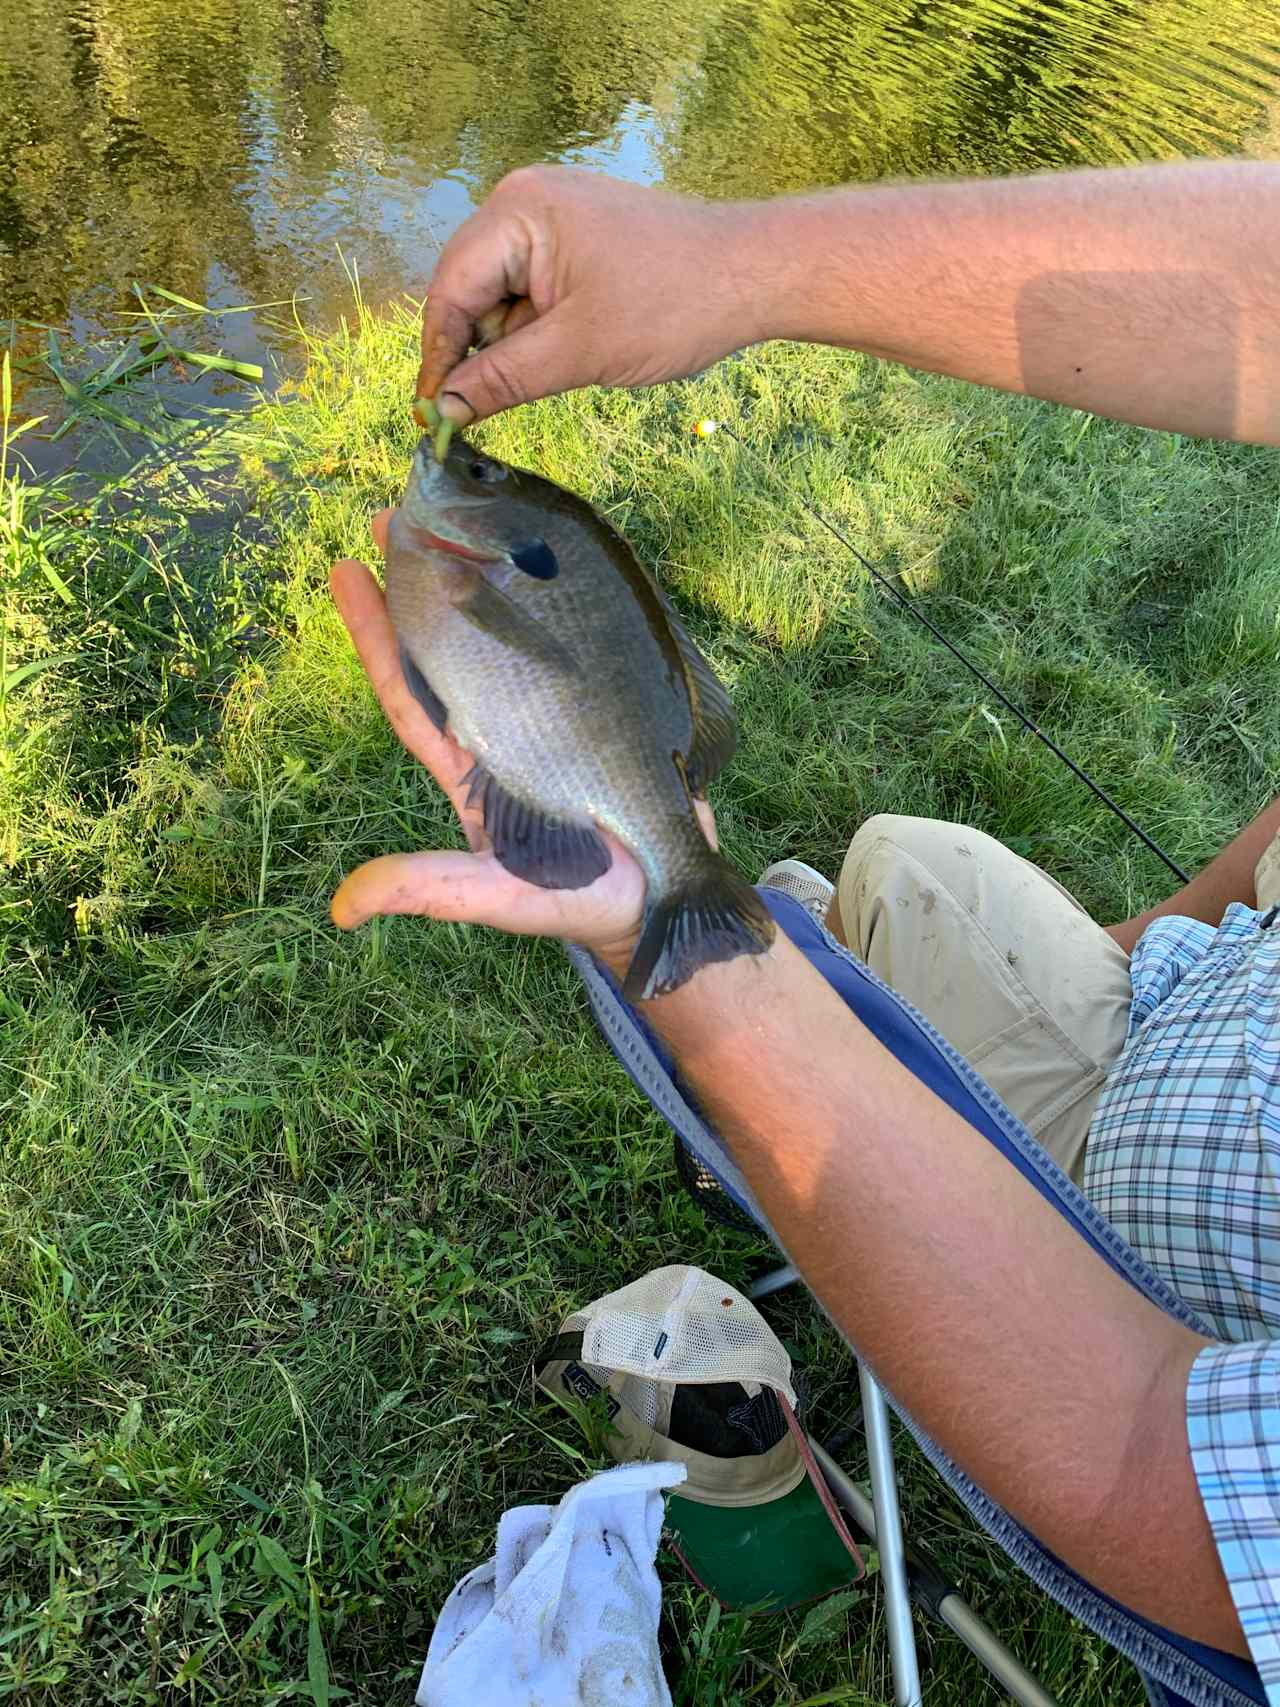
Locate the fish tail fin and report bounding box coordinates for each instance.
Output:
[622,853,776,1002]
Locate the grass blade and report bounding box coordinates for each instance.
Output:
[147,284,214,314]
[161,345,264,382]
[307,1584,331,1707]
[123,288,303,317]
[257,1534,303,1594]
[4,413,49,443]
[3,651,82,693]
[40,560,76,606]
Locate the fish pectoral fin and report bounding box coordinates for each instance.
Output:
[667,612,738,792]
[465,766,611,890]
[454,576,579,675]
[398,645,448,733]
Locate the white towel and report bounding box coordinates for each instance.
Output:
[417,1460,686,1707]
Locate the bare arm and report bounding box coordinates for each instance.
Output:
[1106,794,1280,953]
[756,161,1280,442]
[421,159,1280,446]
[632,934,1243,1656]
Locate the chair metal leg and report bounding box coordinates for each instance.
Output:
[748,1269,1058,1705]
[931,1595,1062,1707]
[812,1435,1062,1707]
[746,1264,801,1300]
[859,1365,924,1707]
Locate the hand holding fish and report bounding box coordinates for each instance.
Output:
[328,508,728,989]
[417,165,762,429]
[419,159,1280,447]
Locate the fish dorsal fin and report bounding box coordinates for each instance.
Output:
[662,602,738,794]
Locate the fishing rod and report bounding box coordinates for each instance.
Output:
[693,417,1191,886]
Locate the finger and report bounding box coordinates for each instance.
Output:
[332,848,543,931]
[432,298,542,426]
[418,300,484,403]
[371,508,391,555]
[418,212,534,400]
[328,559,472,795]
[494,296,539,340]
[330,556,385,638]
[693,797,718,850]
[433,311,587,425]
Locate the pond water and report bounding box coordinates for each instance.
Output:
[3,0,1280,439]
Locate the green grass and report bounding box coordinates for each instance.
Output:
[3,296,1279,1703]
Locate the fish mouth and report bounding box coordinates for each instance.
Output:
[403,520,501,564]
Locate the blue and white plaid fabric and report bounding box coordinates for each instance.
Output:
[1086,903,1280,1694]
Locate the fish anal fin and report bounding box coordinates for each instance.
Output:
[399,645,448,733]
[465,766,611,890]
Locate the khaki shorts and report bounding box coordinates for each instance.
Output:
[835,817,1280,1186]
[1257,834,1280,911]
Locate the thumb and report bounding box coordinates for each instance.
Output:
[434,311,589,426]
[331,849,525,931]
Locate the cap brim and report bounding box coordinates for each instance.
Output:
[666,1402,863,1611]
[666,1474,861,1611]
[536,1333,863,1610]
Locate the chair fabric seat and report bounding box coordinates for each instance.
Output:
[566,889,1266,1707]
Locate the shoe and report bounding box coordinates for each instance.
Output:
[758,859,834,925]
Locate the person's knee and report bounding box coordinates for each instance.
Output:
[845,815,941,884]
[840,815,940,948]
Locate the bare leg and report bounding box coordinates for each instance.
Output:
[1105,795,1280,952]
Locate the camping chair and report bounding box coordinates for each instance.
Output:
[567,888,1265,1707]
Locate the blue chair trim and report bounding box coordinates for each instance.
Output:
[566,889,1264,1707]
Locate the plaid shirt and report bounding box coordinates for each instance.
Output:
[1085,902,1280,1693]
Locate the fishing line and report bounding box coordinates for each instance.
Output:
[694,417,1190,885]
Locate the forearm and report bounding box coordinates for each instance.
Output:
[1106,794,1280,952]
[740,161,1280,444]
[632,936,1242,1653]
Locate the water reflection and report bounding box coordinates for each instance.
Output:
[660,0,1280,195]
[2,0,1279,348]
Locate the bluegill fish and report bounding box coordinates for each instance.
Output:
[383,435,775,1000]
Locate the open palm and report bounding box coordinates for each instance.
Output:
[328,510,716,971]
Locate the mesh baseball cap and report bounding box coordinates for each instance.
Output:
[535,1265,863,1610]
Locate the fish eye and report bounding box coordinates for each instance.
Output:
[467,457,506,483]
